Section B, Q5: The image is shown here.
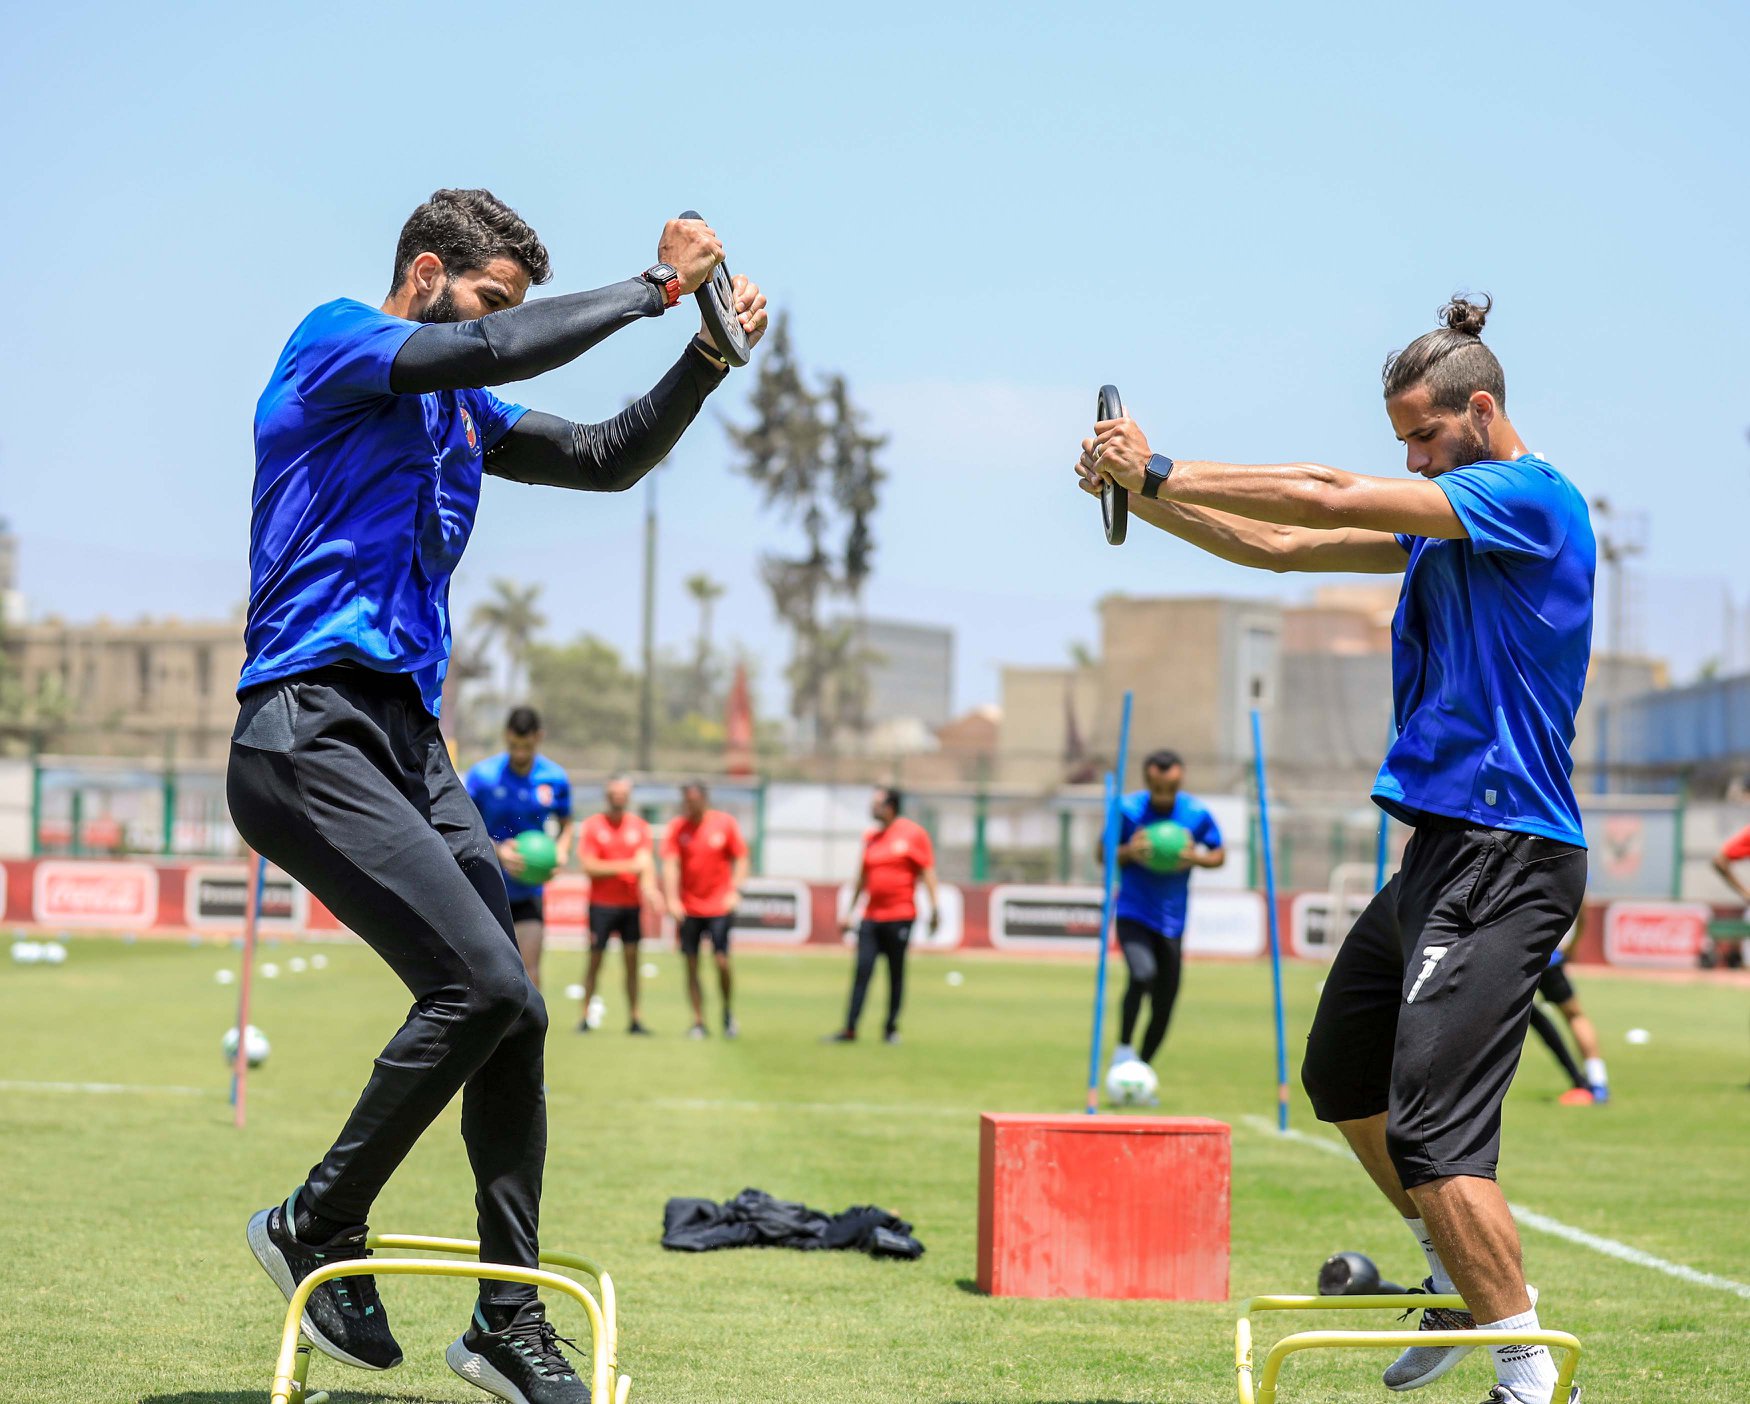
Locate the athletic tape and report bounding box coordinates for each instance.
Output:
[1241,1115,1750,1301]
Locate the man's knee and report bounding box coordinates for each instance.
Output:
[464,949,538,1030]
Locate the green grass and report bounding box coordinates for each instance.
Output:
[2,939,1746,1403]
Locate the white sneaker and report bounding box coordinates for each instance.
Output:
[1107,1043,1137,1073]
[586,995,606,1030]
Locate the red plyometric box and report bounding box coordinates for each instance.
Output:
[977,1113,1230,1300]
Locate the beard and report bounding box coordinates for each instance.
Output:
[1450,418,1492,468]
[417,279,460,324]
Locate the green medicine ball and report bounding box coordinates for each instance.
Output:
[1138,820,1193,873]
[514,829,559,885]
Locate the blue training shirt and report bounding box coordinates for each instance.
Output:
[1114,791,1223,938]
[464,752,572,901]
[240,299,528,716]
[1375,454,1595,847]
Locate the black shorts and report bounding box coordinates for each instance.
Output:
[589,904,643,950]
[1301,816,1586,1187]
[678,914,734,956]
[1538,961,1576,1005]
[508,895,544,925]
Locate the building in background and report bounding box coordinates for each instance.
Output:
[854,617,952,728]
[12,611,246,759]
[0,517,22,628]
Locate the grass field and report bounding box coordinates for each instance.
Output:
[3,937,1746,1403]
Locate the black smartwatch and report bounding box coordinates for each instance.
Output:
[641,263,681,310]
[1141,454,1175,499]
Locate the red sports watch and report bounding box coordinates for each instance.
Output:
[641,263,682,310]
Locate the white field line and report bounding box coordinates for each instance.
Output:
[1241,1115,1750,1301]
[651,1096,976,1119]
[0,1078,211,1096]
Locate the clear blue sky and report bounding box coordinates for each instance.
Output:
[3,0,1746,710]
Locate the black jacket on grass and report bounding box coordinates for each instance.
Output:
[661,1189,924,1259]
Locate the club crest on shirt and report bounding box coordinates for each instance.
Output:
[461,406,478,451]
[536,783,554,806]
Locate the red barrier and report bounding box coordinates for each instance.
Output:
[0,856,1728,968]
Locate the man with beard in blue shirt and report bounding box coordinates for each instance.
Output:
[231,189,766,1403]
[1077,296,1591,1404]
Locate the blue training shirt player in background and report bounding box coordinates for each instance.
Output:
[1075,295,1593,1404]
[229,188,767,1404]
[466,706,574,987]
[1102,748,1225,1081]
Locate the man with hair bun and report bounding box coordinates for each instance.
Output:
[1076,296,1593,1404]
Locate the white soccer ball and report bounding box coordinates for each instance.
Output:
[640,962,659,979]
[288,957,308,974]
[945,970,965,987]
[1106,1057,1158,1107]
[223,1024,271,1068]
[41,942,67,965]
[310,953,329,970]
[215,968,236,985]
[1626,1028,1650,1045]
[260,962,280,979]
[11,940,42,964]
[563,983,586,1002]
[586,995,607,1030]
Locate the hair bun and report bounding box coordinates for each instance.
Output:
[1440,293,1492,338]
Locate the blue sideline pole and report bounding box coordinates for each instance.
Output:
[1251,708,1289,1133]
[1085,691,1133,1113]
[1374,809,1390,892]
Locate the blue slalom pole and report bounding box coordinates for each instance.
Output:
[1374,809,1390,892]
[1085,691,1133,1113]
[1251,708,1290,1133]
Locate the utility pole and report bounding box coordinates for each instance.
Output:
[1590,496,1647,794]
[637,468,659,774]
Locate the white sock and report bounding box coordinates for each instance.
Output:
[1584,1056,1607,1087]
[1404,1216,1455,1293]
[1481,1307,1559,1403]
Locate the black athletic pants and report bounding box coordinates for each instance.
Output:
[1116,918,1183,1063]
[227,666,546,1306]
[1301,815,1586,1188]
[845,919,912,1035]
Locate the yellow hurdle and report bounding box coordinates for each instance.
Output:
[1235,1294,1581,1404]
[270,1232,629,1404]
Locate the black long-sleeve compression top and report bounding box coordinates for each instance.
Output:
[388,277,729,494]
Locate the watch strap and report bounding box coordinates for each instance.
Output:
[1141,455,1175,499]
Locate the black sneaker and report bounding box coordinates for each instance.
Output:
[884,1030,901,1045]
[447,1300,591,1402]
[574,1019,592,1034]
[247,1200,402,1370]
[627,1021,652,1036]
[823,1030,856,1043]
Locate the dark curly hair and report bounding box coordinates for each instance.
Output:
[1382,294,1505,412]
[390,189,552,293]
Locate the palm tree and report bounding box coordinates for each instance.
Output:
[684,573,727,717]
[470,579,546,701]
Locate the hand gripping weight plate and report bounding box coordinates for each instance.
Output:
[678,209,750,367]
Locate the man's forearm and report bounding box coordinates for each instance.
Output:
[1127,493,1301,570]
[486,349,725,493]
[390,279,663,393]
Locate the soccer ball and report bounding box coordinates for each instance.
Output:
[1106,1057,1158,1107]
[223,1024,271,1068]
